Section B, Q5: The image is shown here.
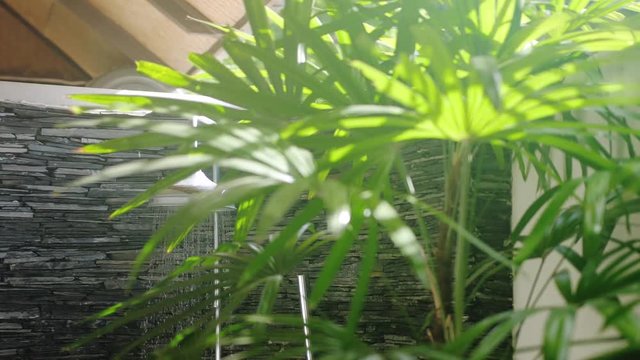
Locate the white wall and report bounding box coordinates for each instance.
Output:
[513,58,640,359]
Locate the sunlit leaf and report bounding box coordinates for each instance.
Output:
[256,180,308,236]
[309,206,363,307]
[583,171,613,258]
[71,154,215,187]
[347,219,379,333]
[373,199,430,289]
[515,179,582,264]
[543,308,575,360]
[110,166,202,219]
[234,196,264,243]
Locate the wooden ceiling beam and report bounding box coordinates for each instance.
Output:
[4,0,131,78]
[3,0,275,82]
[183,0,247,25]
[82,0,219,72]
[58,0,164,65]
[182,0,278,74]
[150,0,216,33]
[0,4,89,84]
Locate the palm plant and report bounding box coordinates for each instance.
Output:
[67,0,640,358]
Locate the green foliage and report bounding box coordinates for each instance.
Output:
[71,0,640,358]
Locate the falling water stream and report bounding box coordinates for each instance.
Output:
[141,206,236,359]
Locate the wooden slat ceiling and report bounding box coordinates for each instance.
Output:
[0,0,261,86]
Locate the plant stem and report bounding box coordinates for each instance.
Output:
[453,141,472,336]
[394,156,445,340]
[434,141,456,341]
[255,275,283,334]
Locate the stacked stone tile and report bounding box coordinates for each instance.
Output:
[0,102,163,359]
[0,101,512,359]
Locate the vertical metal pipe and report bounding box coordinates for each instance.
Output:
[213,164,221,360]
[188,116,222,358]
[297,274,313,360]
[213,210,220,360]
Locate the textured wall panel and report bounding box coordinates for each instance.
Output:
[0,102,512,359]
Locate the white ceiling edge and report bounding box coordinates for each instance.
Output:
[0,80,239,111]
[0,80,122,108]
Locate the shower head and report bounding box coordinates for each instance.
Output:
[170,169,217,193]
[150,170,217,207]
[151,114,220,207]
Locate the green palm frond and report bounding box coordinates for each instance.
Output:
[71,0,640,358]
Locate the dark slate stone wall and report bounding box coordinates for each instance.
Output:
[0,103,164,359]
[0,102,512,359]
[250,142,512,351]
[312,142,448,347]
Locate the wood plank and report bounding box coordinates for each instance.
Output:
[0,4,89,84]
[58,0,164,65]
[4,0,131,78]
[150,0,216,33]
[183,0,278,73]
[185,0,247,25]
[85,0,219,72]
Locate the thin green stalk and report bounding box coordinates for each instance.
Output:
[453,141,473,336]
[255,275,283,335]
[514,254,566,343]
[524,255,548,310]
[257,275,283,315]
[435,140,457,342]
[394,156,445,337]
[530,257,566,309]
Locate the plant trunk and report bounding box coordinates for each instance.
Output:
[431,141,472,343]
